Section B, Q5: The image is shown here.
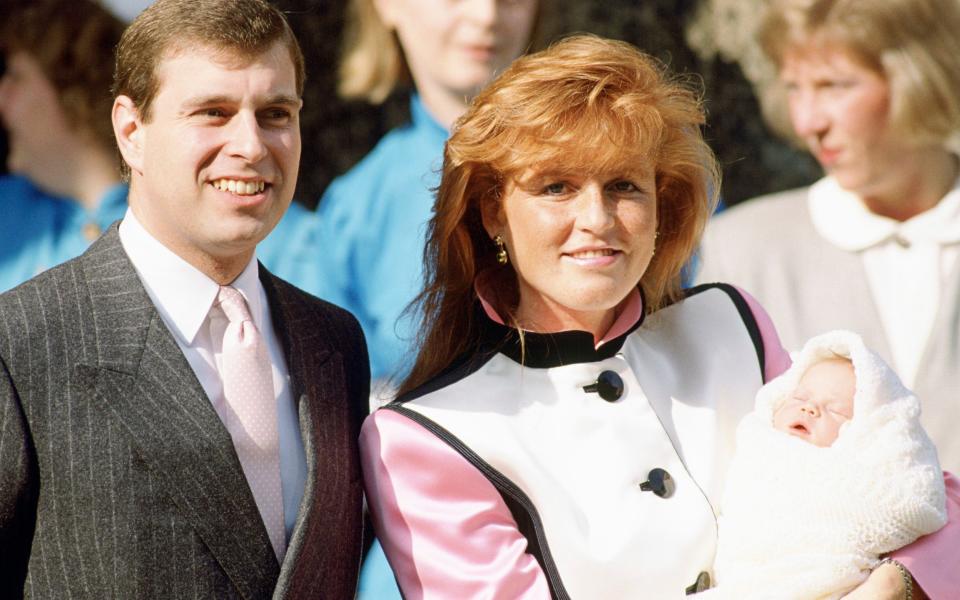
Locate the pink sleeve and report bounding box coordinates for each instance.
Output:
[891,472,960,598]
[360,409,552,600]
[733,285,792,381]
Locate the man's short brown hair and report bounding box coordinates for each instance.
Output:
[113,0,306,124]
[2,0,125,151]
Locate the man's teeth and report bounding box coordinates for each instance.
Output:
[571,249,615,258]
[213,179,266,195]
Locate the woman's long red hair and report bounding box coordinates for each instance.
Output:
[397,35,720,398]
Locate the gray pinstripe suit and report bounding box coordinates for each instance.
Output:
[0,225,370,598]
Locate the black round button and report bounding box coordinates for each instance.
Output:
[582,370,624,402]
[639,468,675,498]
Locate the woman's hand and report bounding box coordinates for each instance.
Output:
[842,561,927,600]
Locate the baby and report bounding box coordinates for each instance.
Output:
[772,355,855,448]
[700,330,947,599]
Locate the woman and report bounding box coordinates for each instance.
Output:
[362,35,959,597]
[697,0,960,474]
[313,0,539,386]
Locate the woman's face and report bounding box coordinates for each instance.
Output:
[376,0,537,102]
[781,44,896,197]
[484,166,658,335]
[0,52,72,183]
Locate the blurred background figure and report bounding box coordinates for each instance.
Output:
[313,0,540,391]
[0,0,126,292]
[0,0,313,293]
[310,0,538,596]
[698,0,960,472]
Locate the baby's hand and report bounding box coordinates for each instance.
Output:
[841,561,925,600]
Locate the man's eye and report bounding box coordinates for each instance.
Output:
[198,108,227,119]
[262,108,291,121]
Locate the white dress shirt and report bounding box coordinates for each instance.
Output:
[809,175,960,386]
[118,209,307,544]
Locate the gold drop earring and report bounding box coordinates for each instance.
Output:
[494,235,509,265]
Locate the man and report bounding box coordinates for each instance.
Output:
[0,0,369,597]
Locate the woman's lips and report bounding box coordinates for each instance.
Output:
[562,249,621,267]
[463,44,496,62]
[816,147,842,167]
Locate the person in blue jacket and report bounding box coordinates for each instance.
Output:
[0,1,128,291]
[0,1,311,293]
[316,0,540,389]
[313,0,540,596]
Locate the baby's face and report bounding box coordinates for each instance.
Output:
[772,358,855,447]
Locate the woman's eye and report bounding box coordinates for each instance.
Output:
[542,182,567,195]
[823,79,856,91]
[610,180,640,193]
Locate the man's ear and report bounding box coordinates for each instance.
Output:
[112,95,145,176]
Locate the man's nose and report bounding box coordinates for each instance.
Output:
[227,112,268,163]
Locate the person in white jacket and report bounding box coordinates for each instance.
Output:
[703,331,947,599]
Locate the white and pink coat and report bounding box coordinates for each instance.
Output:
[360,284,960,599]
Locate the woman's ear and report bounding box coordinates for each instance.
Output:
[112,95,145,176]
[480,195,505,239]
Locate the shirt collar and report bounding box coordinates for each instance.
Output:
[476,278,644,350]
[809,174,960,251]
[118,208,263,345]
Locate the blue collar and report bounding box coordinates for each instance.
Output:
[410,94,450,144]
[97,183,129,215]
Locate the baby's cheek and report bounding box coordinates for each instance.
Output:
[771,408,791,432]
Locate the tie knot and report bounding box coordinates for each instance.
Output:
[217,286,254,324]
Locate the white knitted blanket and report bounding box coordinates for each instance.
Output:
[699,330,946,599]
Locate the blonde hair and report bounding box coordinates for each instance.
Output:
[337,0,409,103]
[758,0,960,147]
[398,34,719,396]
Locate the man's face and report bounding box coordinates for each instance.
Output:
[124,41,301,270]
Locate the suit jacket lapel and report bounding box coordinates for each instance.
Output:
[74,227,280,599]
[261,272,365,597]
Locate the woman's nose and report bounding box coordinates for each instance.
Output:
[462,0,497,27]
[789,92,829,140]
[577,185,615,232]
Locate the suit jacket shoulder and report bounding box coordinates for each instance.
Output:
[0,228,370,599]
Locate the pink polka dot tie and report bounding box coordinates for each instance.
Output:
[215,285,285,562]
